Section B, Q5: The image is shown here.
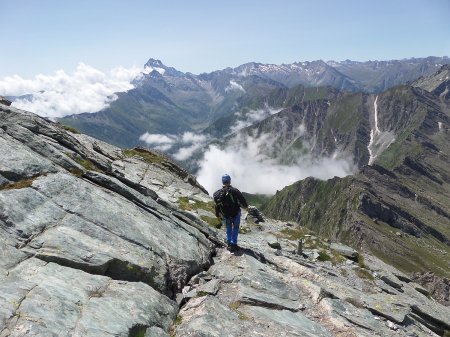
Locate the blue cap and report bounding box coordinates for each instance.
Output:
[222,174,231,184]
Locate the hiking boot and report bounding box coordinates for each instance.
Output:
[230,244,239,252]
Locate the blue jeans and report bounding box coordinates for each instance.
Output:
[225,212,241,245]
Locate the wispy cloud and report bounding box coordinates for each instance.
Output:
[196,132,355,195]
[0,63,154,118]
[230,106,283,133]
[139,131,210,160]
[139,132,177,151]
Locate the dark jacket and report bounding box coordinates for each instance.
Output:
[213,185,248,218]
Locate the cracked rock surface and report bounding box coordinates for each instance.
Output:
[174,220,450,337]
[1,105,450,336]
[0,106,215,336]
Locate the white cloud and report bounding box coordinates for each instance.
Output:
[173,143,204,161]
[181,131,208,144]
[196,132,355,195]
[139,132,175,145]
[139,131,210,160]
[0,63,147,119]
[230,106,283,133]
[139,132,176,151]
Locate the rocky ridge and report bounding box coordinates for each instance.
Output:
[1,105,450,336]
[0,105,216,336]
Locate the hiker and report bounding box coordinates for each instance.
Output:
[213,174,248,251]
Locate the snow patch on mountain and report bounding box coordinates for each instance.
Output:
[368,96,396,165]
[225,80,245,93]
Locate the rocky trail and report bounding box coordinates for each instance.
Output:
[174,217,450,337]
[1,105,450,337]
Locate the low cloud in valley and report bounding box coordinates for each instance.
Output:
[139,131,209,161]
[196,133,355,195]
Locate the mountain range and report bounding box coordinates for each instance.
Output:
[58,56,450,150]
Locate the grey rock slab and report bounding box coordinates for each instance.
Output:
[0,239,29,270]
[196,208,216,219]
[0,258,177,337]
[410,301,450,332]
[176,296,241,337]
[72,133,123,162]
[183,278,220,300]
[34,172,212,259]
[208,265,242,283]
[197,279,220,295]
[0,131,59,180]
[0,186,68,242]
[115,155,210,205]
[303,249,320,260]
[242,306,333,337]
[380,273,404,291]
[363,254,411,282]
[2,172,213,294]
[399,281,450,331]
[264,233,281,249]
[321,298,388,333]
[330,243,358,259]
[210,253,302,311]
[236,283,300,311]
[1,119,85,173]
[27,216,169,291]
[364,294,411,323]
[374,278,402,295]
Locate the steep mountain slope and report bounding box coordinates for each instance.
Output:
[263,70,450,278]
[208,81,444,174]
[2,104,450,336]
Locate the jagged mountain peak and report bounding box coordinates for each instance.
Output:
[145,57,166,69]
[143,58,185,77]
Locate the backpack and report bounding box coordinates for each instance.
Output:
[213,187,240,218]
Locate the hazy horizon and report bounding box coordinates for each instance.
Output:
[1,0,449,78]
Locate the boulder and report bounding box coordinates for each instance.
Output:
[330,243,359,260]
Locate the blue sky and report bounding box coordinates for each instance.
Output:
[1,0,449,77]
